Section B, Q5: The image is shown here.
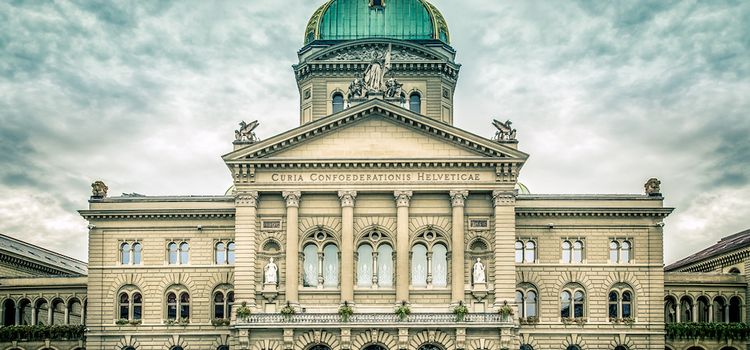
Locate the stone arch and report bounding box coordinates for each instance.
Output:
[211,334,230,349]
[408,330,455,350]
[352,329,398,350]
[253,340,282,350]
[517,333,539,350]
[603,271,644,295]
[3,347,26,350]
[158,273,197,298]
[608,334,636,350]
[164,334,188,350]
[207,271,234,291]
[116,335,140,349]
[35,346,59,350]
[552,271,593,295]
[299,217,342,243]
[560,334,587,350]
[258,231,286,251]
[107,273,147,302]
[468,338,497,350]
[410,225,451,249]
[355,224,396,249]
[409,217,450,240]
[354,217,397,240]
[299,225,341,250]
[466,233,492,252]
[516,270,547,296]
[295,330,340,350]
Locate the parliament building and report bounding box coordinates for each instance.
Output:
[1,1,747,350]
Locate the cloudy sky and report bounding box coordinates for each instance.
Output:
[0,0,748,263]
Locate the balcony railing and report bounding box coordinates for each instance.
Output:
[239,313,513,326]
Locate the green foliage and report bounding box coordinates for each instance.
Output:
[451,301,469,322]
[212,318,231,326]
[338,301,354,322]
[236,301,252,320]
[115,318,129,325]
[666,322,750,341]
[0,325,86,341]
[280,301,296,317]
[394,300,411,321]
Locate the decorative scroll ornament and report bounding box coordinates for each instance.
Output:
[492,119,517,141]
[91,180,108,199]
[645,178,661,196]
[235,120,260,143]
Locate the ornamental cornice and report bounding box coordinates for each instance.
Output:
[515,207,674,218]
[0,253,70,276]
[338,190,357,207]
[449,190,469,207]
[394,191,413,208]
[283,191,302,208]
[235,191,259,207]
[670,249,750,273]
[79,209,235,220]
[492,190,517,206]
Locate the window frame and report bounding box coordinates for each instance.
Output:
[119,241,142,265]
[116,287,142,322]
[610,238,633,264]
[410,228,450,289]
[516,283,539,319]
[167,241,190,265]
[165,286,191,323]
[560,285,586,320]
[608,284,635,321]
[515,238,537,263]
[301,228,340,289]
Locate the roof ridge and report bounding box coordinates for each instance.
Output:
[0,233,87,266]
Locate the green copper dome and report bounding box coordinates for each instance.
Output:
[304,0,450,45]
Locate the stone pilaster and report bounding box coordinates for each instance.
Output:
[394,191,413,302]
[492,190,516,308]
[283,191,301,304]
[234,192,259,310]
[450,190,468,303]
[339,191,357,302]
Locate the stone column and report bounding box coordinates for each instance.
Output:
[14,305,20,325]
[283,191,301,304]
[234,192,259,313]
[339,191,357,302]
[394,191,413,302]
[450,190,469,303]
[493,190,517,308]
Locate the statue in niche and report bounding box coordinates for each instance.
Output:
[264,257,278,285]
[91,181,108,199]
[645,178,662,196]
[235,120,260,142]
[473,258,486,284]
[492,119,517,141]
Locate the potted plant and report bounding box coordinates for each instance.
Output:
[115,318,129,325]
[338,301,354,322]
[498,300,514,321]
[212,318,231,326]
[394,300,411,321]
[280,301,296,320]
[128,319,142,326]
[452,300,469,322]
[236,301,252,321]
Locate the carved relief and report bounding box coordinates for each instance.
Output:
[236,191,259,207]
[338,190,358,207]
[394,191,413,207]
[492,190,516,206]
[645,177,661,196]
[91,180,108,199]
[318,44,435,62]
[449,190,469,207]
[283,191,301,207]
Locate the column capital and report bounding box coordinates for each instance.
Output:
[235,191,259,207]
[338,191,358,208]
[282,191,301,207]
[394,191,413,208]
[492,190,517,206]
[449,190,469,207]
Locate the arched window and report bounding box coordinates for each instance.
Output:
[180,292,190,320]
[123,347,136,350]
[620,240,631,263]
[132,242,142,264]
[572,240,583,263]
[171,347,184,350]
[566,346,582,350]
[609,284,634,321]
[332,92,344,113]
[120,243,131,264]
[133,293,142,320]
[68,298,83,325]
[680,296,693,323]
[561,284,586,319]
[215,242,226,264]
[610,239,632,263]
[614,347,628,350]
[432,243,448,287]
[378,244,394,287]
[36,298,49,325]
[516,284,538,319]
[166,288,191,322]
[609,241,619,263]
[729,296,742,322]
[524,241,536,262]
[409,92,421,113]
[713,297,726,323]
[119,293,129,320]
[227,242,236,264]
[303,243,319,287]
[520,346,534,350]
[117,289,142,322]
[323,244,339,287]
[218,346,230,350]
[357,244,374,287]
[18,299,31,325]
[561,241,571,263]
[665,297,677,323]
[411,244,428,287]
[168,242,178,264]
[3,299,15,326]
[214,292,225,319]
[697,296,710,322]
[213,287,234,320]
[179,242,190,264]
[728,267,741,274]
[515,241,524,263]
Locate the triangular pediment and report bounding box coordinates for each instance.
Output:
[223,99,528,165]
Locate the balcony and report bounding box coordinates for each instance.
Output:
[237,313,514,328]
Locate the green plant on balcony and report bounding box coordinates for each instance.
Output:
[0,325,86,342]
[394,300,411,321]
[338,301,354,322]
[115,318,129,325]
[236,301,252,321]
[666,322,750,341]
[452,300,469,322]
[280,301,296,320]
[498,300,514,321]
[212,318,231,326]
[129,319,142,326]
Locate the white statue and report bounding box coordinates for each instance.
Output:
[473,258,486,284]
[264,258,278,285]
[362,45,392,92]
